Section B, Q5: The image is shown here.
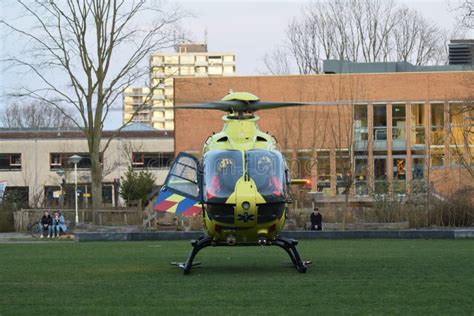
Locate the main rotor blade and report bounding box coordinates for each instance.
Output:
[174,100,250,112]
[174,100,359,112]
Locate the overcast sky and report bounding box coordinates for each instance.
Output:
[0,0,470,129]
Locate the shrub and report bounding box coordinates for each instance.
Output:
[120,166,156,205]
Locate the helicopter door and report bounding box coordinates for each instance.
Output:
[153,152,202,217]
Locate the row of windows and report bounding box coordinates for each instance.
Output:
[151,55,235,65]
[0,153,174,172]
[290,146,472,196]
[354,102,473,145]
[151,65,235,77]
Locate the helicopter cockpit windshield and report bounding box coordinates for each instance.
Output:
[247,149,286,203]
[204,150,243,202]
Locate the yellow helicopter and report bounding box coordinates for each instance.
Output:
[154,91,313,273]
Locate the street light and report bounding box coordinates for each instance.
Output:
[68,155,81,224]
[55,169,65,208]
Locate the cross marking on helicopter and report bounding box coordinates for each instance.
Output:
[238,212,254,223]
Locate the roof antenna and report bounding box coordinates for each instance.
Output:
[204,28,208,45]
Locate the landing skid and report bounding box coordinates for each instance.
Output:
[174,235,310,274]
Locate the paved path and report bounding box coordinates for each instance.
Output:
[1,229,473,243]
[0,232,73,243]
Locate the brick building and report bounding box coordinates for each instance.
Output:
[173,71,473,197]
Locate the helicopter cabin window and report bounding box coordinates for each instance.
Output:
[247,149,286,203]
[203,150,243,202]
[166,154,200,199]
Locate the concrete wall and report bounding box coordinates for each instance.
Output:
[0,134,173,206]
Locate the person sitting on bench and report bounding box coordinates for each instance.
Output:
[40,211,53,238]
[52,211,67,238]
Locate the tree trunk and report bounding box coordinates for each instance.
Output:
[89,131,102,224]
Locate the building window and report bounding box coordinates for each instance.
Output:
[223,55,235,63]
[208,66,223,75]
[355,158,368,196]
[374,158,388,194]
[431,103,445,145]
[412,157,427,193]
[132,152,174,169]
[296,151,313,178]
[208,55,223,64]
[336,150,350,195]
[180,55,194,64]
[393,158,406,180]
[430,147,444,168]
[223,66,235,74]
[316,151,331,195]
[0,153,22,171]
[449,103,465,166]
[411,103,425,145]
[373,104,387,140]
[354,104,368,141]
[50,153,98,170]
[393,158,407,194]
[392,104,406,141]
[412,158,425,180]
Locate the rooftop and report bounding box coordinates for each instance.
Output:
[323,59,473,74]
[0,125,173,139]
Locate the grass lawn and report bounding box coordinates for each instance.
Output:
[0,239,473,315]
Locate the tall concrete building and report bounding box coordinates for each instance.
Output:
[122,43,236,130]
[122,86,151,125]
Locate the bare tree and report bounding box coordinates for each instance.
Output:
[286,18,321,74]
[392,7,448,65]
[448,76,474,178]
[262,47,291,75]
[265,0,457,74]
[451,0,474,29]
[1,101,77,128]
[1,0,184,223]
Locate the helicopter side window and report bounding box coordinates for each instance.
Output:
[247,149,286,203]
[203,150,243,202]
[165,154,199,199]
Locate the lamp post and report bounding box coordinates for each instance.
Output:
[68,155,81,224]
[55,169,65,208]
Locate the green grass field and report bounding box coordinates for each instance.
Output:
[0,239,473,315]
